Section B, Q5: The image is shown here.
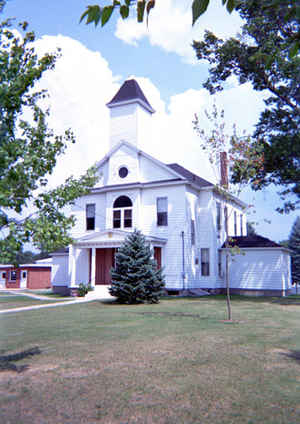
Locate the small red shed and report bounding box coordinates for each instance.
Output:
[0,263,51,290]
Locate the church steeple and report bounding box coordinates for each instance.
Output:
[106,79,155,148]
[107,79,155,114]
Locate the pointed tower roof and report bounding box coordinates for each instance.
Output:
[106,79,155,114]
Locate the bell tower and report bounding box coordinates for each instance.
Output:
[106,79,155,149]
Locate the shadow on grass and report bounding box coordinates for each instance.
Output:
[181,294,300,306]
[281,350,300,363]
[0,346,41,373]
[132,311,210,319]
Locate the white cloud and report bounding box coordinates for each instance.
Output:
[32,35,120,187]
[115,0,243,63]
[131,78,267,185]
[27,34,296,242]
[30,36,266,189]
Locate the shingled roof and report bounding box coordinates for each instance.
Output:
[106,79,155,113]
[222,235,283,249]
[167,163,213,189]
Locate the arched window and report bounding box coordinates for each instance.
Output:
[113,196,132,229]
[113,196,132,208]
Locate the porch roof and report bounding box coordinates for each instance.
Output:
[73,229,167,248]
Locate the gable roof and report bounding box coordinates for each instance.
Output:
[167,163,213,189]
[222,235,283,249]
[95,140,189,182]
[106,79,155,114]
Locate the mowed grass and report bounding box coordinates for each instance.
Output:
[1,296,300,424]
[0,294,61,310]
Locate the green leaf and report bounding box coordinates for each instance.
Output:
[289,41,299,59]
[192,0,209,26]
[79,9,89,24]
[137,0,146,22]
[226,0,236,14]
[101,6,114,26]
[80,6,102,26]
[120,5,129,19]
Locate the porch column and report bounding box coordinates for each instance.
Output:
[69,245,77,287]
[91,247,96,287]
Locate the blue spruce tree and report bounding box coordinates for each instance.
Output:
[109,229,165,304]
[288,217,300,285]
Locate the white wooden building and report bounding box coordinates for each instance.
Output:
[51,80,291,297]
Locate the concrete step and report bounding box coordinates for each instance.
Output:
[85,285,113,300]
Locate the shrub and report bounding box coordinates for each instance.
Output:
[77,283,90,297]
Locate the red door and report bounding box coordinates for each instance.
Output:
[95,248,115,285]
[154,247,162,269]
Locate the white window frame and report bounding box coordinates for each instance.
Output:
[201,248,210,277]
[86,203,96,231]
[157,197,168,226]
[9,270,17,281]
[113,207,132,229]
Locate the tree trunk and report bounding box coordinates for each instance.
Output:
[225,250,232,321]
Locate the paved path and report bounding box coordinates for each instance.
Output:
[0,297,98,314]
[3,290,69,300]
[0,289,113,315]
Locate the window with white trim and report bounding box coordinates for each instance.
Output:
[157,197,168,226]
[191,220,195,245]
[10,270,17,281]
[234,211,237,236]
[201,248,210,276]
[216,202,221,233]
[86,204,96,231]
[113,196,132,229]
[218,251,222,277]
[224,206,228,235]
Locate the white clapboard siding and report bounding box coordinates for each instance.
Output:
[225,248,291,291]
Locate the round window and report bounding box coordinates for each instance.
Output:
[119,167,128,178]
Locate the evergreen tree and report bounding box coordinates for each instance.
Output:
[109,229,165,304]
[288,217,300,284]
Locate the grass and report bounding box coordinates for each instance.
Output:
[23,289,71,299]
[0,295,300,423]
[0,294,63,310]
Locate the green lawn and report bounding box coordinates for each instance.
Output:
[1,296,300,423]
[0,294,64,310]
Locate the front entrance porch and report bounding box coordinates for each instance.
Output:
[69,229,167,291]
[94,248,116,285]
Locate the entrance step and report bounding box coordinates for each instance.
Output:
[85,285,113,300]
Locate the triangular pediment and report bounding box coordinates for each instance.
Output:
[94,141,186,188]
[74,229,167,247]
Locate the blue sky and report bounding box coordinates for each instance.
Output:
[2,0,298,242]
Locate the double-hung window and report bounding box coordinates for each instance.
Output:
[10,270,17,281]
[224,206,228,235]
[201,248,210,276]
[240,214,243,236]
[216,202,221,233]
[157,197,168,226]
[191,220,195,245]
[113,196,132,229]
[86,204,96,230]
[234,211,237,236]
